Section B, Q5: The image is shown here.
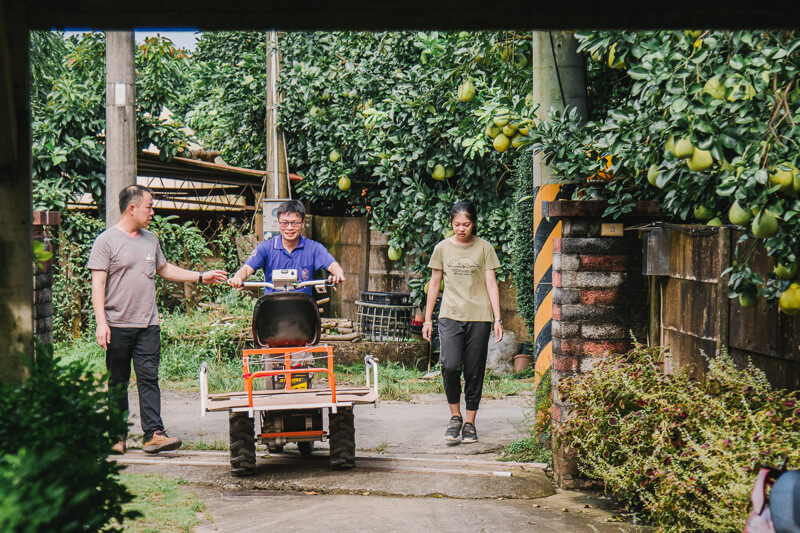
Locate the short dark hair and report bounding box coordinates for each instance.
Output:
[450,201,478,235]
[119,184,153,214]
[277,200,306,220]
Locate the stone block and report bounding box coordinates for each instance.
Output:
[580,288,647,306]
[559,237,643,255]
[561,339,631,357]
[580,323,630,339]
[553,354,579,372]
[556,254,581,271]
[552,304,561,321]
[553,238,561,253]
[580,254,641,272]
[552,321,580,339]
[33,287,52,304]
[562,218,602,238]
[559,305,630,322]
[560,271,627,289]
[552,288,581,305]
[552,271,561,288]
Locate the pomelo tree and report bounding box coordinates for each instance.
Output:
[275,31,535,300]
[530,30,800,312]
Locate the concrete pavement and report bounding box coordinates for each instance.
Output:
[119,389,651,532]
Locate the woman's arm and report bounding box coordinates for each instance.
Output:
[422,268,443,341]
[485,268,503,342]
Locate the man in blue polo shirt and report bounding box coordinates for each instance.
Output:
[227,200,345,294]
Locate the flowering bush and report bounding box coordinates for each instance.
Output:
[558,342,800,532]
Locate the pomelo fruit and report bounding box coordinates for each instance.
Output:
[674,137,695,159]
[687,148,713,172]
[728,201,753,225]
[751,209,779,239]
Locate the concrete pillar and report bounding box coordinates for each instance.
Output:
[529,32,587,385]
[106,31,136,226]
[0,0,33,380]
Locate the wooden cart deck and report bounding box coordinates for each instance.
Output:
[204,386,379,412]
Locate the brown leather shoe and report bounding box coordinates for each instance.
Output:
[112,439,126,454]
[143,430,182,454]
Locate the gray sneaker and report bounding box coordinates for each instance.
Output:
[445,416,463,441]
[461,422,478,443]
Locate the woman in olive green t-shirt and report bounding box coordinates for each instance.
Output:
[422,201,503,444]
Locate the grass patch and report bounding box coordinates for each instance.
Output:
[120,474,203,532]
[500,436,552,464]
[181,439,228,451]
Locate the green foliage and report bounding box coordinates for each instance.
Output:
[276,31,534,303]
[558,342,800,531]
[186,31,267,168]
[30,32,192,212]
[533,30,800,302]
[0,342,137,531]
[510,152,535,338]
[148,214,217,309]
[52,211,107,341]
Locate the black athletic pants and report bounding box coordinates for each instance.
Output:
[438,318,491,411]
[106,325,163,441]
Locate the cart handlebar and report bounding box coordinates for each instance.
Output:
[237,279,331,291]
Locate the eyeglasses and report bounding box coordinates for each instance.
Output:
[278,221,303,228]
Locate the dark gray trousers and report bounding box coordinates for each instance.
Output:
[438,318,491,411]
[106,325,163,441]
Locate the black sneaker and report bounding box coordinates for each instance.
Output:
[445,416,463,441]
[461,422,478,443]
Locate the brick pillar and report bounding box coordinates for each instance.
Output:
[32,211,61,345]
[544,200,658,489]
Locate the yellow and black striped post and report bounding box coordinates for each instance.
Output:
[532,183,568,377]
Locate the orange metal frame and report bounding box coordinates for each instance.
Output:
[241,345,336,410]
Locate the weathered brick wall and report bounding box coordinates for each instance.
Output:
[32,211,61,344]
[544,201,657,489]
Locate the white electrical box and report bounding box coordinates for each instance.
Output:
[263,199,293,234]
[271,269,298,289]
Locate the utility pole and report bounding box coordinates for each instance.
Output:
[265,30,289,202]
[105,31,136,227]
[530,31,588,380]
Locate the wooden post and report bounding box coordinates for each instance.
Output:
[0,0,33,380]
[359,216,370,295]
[105,31,136,227]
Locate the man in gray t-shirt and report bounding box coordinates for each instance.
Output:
[89,185,227,454]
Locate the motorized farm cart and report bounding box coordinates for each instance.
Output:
[200,270,379,476]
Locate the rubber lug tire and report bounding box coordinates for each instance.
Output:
[229,412,256,477]
[329,407,355,470]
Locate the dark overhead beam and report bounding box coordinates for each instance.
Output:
[25,0,800,31]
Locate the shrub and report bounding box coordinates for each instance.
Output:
[510,151,535,340]
[558,342,800,532]
[0,343,138,531]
